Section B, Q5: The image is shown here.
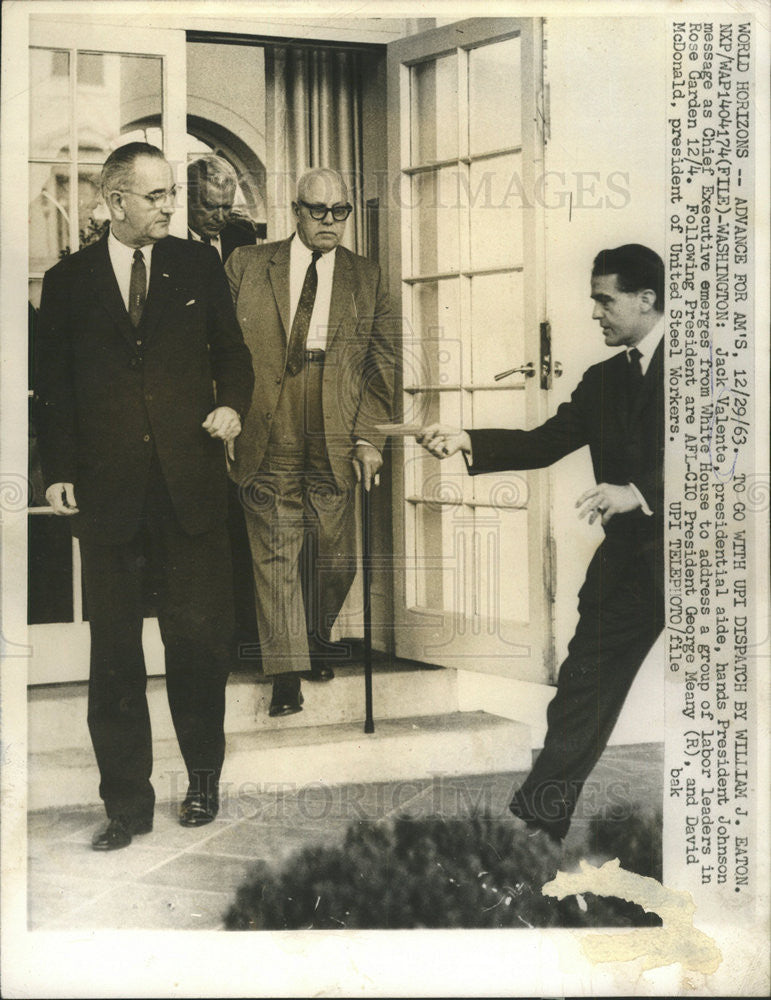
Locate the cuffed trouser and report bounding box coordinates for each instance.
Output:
[510,537,664,840]
[79,458,233,820]
[240,357,356,676]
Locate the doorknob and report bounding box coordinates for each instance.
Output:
[494,361,535,381]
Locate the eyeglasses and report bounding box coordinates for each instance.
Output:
[298,200,352,222]
[119,186,178,207]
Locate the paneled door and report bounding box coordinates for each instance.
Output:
[26,17,187,684]
[387,18,555,681]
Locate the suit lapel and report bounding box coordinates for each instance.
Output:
[139,238,173,342]
[267,238,292,339]
[90,236,136,348]
[326,247,355,350]
[631,337,664,422]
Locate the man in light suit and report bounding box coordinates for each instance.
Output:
[37,143,254,850]
[226,168,396,716]
[420,244,665,843]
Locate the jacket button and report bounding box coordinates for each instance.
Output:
[143,434,151,443]
[275,376,282,384]
[265,412,272,420]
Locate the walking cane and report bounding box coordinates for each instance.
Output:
[361,477,375,734]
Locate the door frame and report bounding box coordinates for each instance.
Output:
[24,18,188,685]
[386,17,555,682]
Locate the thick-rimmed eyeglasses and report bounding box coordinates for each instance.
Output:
[298,200,352,222]
[119,186,178,207]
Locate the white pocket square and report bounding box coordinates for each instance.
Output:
[185,299,196,306]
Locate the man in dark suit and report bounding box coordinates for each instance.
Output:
[226,168,396,717]
[187,154,264,261]
[419,244,665,843]
[187,154,265,646]
[36,143,254,850]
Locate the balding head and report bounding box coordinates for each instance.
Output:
[292,168,352,253]
[296,168,348,204]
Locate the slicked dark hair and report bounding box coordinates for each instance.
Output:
[101,142,166,199]
[592,244,665,312]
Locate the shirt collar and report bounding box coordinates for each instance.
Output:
[189,228,220,246]
[108,227,155,262]
[628,315,665,372]
[291,232,336,268]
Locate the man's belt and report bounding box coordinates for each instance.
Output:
[304,349,325,362]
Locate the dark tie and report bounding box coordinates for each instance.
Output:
[627,347,644,414]
[128,249,146,327]
[201,235,211,245]
[285,251,322,375]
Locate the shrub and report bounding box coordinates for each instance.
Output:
[225,809,662,931]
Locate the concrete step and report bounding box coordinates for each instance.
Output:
[28,711,531,810]
[28,661,459,754]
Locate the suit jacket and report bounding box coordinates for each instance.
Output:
[468,340,665,572]
[225,236,396,488]
[36,234,254,544]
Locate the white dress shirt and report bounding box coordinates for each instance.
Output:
[289,235,336,350]
[627,315,665,373]
[108,228,153,311]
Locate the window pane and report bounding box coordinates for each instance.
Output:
[410,167,460,276]
[470,388,529,510]
[77,165,109,248]
[404,281,462,392]
[475,507,529,622]
[29,163,71,272]
[412,502,470,613]
[30,48,71,159]
[469,153,524,270]
[469,36,521,155]
[410,55,459,165]
[470,272,525,384]
[77,53,163,162]
[410,278,461,345]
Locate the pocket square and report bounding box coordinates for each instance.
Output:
[186,299,196,306]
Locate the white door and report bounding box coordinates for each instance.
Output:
[26,18,187,684]
[387,18,555,682]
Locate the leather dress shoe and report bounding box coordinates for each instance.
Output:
[92,815,152,851]
[179,788,219,827]
[269,674,304,717]
[302,660,335,682]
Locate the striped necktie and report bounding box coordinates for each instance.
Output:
[286,251,322,375]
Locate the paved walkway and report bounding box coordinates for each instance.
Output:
[28,743,663,930]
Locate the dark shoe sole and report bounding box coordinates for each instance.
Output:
[301,668,335,682]
[268,700,304,717]
[179,809,218,828]
[91,818,152,851]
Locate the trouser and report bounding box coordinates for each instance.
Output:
[241,356,357,676]
[79,458,234,820]
[510,538,664,840]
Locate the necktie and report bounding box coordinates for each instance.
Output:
[128,249,146,327]
[627,347,644,413]
[201,235,211,245]
[285,251,322,375]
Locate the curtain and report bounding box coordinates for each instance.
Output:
[265,45,364,252]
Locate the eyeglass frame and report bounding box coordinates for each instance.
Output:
[297,199,353,222]
[116,186,178,208]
